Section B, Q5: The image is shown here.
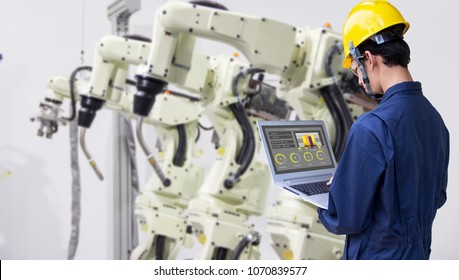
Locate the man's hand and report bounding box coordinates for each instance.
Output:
[326,176,334,188]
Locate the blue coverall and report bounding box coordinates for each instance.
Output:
[318,81,449,259]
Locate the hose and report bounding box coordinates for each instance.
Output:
[189,1,228,10]
[322,43,354,160]
[173,124,186,167]
[320,87,344,159]
[231,231,261,260]
[155,235,166,260]
[65,66,92,121]
[223,68,265,189]
[215,247,229,260]
[67,118,81,259]
[79,128,104,180]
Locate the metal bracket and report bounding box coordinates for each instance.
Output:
[107,0,141,36]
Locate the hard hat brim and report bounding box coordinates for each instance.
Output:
[343,55,352,68]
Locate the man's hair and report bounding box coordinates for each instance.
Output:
[357,25,411,68]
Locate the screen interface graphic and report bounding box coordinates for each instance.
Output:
[262,125,334,174]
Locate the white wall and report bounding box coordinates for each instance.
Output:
[1,0,458,260]
[0,0,114,259]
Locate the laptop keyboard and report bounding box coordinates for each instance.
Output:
[290,181,329,196]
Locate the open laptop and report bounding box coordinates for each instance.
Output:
[257,120,337,209]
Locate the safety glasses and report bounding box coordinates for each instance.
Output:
[350,59,359,76]
[350,56,366,77]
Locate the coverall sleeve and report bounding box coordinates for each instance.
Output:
[437,129,449,209]
[318,123,386,235]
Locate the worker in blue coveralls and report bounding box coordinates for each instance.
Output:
[317,0,450,259]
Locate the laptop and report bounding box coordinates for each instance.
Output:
[257,120,337,209]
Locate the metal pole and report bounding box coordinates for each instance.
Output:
[107,0,141,260]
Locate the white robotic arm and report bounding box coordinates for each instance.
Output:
[131,92,207,260]
[146,1,298,76]
[31,76,73,139]
[33,71,209,260]
[76,34,150,128]
[133,1,346,108]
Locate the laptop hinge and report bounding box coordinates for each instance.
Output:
[284,174,331,184]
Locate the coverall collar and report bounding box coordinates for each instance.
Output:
[380,81,422,104]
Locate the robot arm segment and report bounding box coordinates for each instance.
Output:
[71,35,174,183]
[152,1,298,75]
[78,35,150,128]
[132,0,302,119]
[31,67,91,139]
[32,76,73,138]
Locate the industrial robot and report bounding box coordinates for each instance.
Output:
[184,56,277,260]
[31,35,208,260]
[33,32,294,260]
[134,52,292,260]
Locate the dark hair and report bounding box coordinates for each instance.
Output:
[357,25,411,68]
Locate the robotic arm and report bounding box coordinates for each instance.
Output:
[33,35,151,180]
[134,0,357,158]
[131,91,206,260]
[184,55,272,260]
[77,35,151,128]
[32,69,208,260]
[73,35,175,183]
[132,1,301,117]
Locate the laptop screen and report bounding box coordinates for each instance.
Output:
[261,123,335,174]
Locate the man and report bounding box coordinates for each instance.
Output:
[317,0,450,259]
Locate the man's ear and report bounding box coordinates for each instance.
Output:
[364,50,376,70]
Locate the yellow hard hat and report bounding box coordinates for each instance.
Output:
[342,0,410,68]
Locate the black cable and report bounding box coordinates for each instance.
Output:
[64,66,92,121]
[231,233,260,260]
[123,34,152,43]
[214,247,229,260]
[189,1,228,10]
[246,81,267,109]
[155,235,166,260]
[198,121,213,131]
[232,236,251,260]
[196,121,213,143]
[320,87,344,158]
[173,124,187,167]
[325,44,353,128]
[323,43,354,160]
[195,124,201,142]
[230,103,252,165]
[231,68,264,163]
[125,79,137,86]
[168,90,201,102]
[223,68,265,189]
